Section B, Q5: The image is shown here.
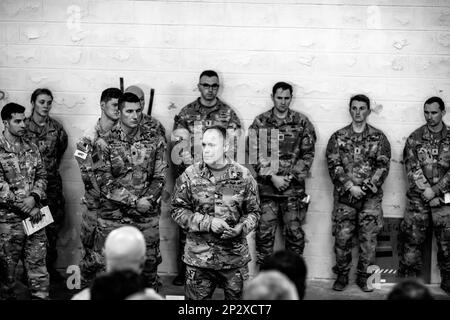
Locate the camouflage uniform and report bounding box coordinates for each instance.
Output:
[25,116,68,274]
[95,122,168,289]
[172,98,241,176]
[171,160,260,300]
[171,98,241,279]
[399,124,450,280]
[326,124,391,278]
[0,135,48,300]
[74,120,110,285]
[249,108,316,264]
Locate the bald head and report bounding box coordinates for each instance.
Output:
[125,85,145,107]
[104,226,146,273]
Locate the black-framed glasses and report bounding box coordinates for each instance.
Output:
[199,83,219,90]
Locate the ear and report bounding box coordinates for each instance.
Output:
[2,120,8,128]
[197,83,202,92]
[443,109,447,116]
[100,101,105,112]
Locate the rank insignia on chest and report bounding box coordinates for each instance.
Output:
[354,147,361,155]
[278,133,284,141]
[432,148,439,155]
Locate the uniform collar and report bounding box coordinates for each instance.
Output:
[268,107,295,125]
[422,123,448,140]
[198,158,238,180]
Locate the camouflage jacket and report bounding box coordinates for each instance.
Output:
[326,123,391,197]
[25,116,68,189]
[403,124,450,196]
[171,98,241,177]
[74,119,111,210]
[249,108,316,197]
[171,160,260,270]
[95,122,168,221]
[0,134,47,223]
[142,113,166,142]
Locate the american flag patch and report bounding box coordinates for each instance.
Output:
[74,149,88,160]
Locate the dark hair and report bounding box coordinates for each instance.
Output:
[90,270,145,300]
[118,92,141,110]
[203,124,227,140]
[424,96,445,111]
[387,279,434,300]
[100,88,122,104]
[260,250,307,300]
[272,82,293,96]
[31,88,53,104]
[349,94,370,110]
[199,70,219,80]
[1,102,26,121]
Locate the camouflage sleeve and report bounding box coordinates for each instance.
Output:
[74,137,100,198]
[95,141,139,208]
[31,147,48,201]
[248,118,272,179]
[0,163,18,206]
[171,172,213,232]
[326,132,355,194]
[146,136,168,202]
[228,109,242,130]
[239,172,260,236]
[369,133,391,188]
[171,111,191,177]
[289,118,316,182]
[403,135,431,193]
[57,126,68,166]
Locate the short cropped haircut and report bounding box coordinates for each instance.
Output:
[199,70,219,80]
[272,82,293,96]
[349,94,370,110]
[387,279,434,300]
[1,102,25,121]
[31,88,53,103]
[118,92,141,110]
[261,250,307,300]
[203,124,227,141]
[100,88,122,104]
[424,96,445,111]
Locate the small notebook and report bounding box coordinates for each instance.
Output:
[22,206,54,236]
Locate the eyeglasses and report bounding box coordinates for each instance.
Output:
[199,83,219,90]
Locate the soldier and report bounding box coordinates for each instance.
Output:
[124,85,166,138]
[326,94,391,292]
[0,103,49,300]
[95,92,168,290]
[74,87,122,286]
[171,126,260,300]
[25,88,68,283]
[249,82,316,267]
[399,96,450,295]
[170,70,241,285]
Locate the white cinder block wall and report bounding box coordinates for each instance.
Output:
[1,0,450,283]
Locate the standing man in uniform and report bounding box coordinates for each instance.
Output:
[74,87,122,286]
[124,85,166,138]
[171,126,260,300]
[399,96,450,295]
[326,94,391,292]
[95,92,168,290]
[25,88,68,283]
[249,82,316,268]
[0,103,49,300]
[170,70,242,285]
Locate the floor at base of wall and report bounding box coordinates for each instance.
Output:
[13,275,450,300]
